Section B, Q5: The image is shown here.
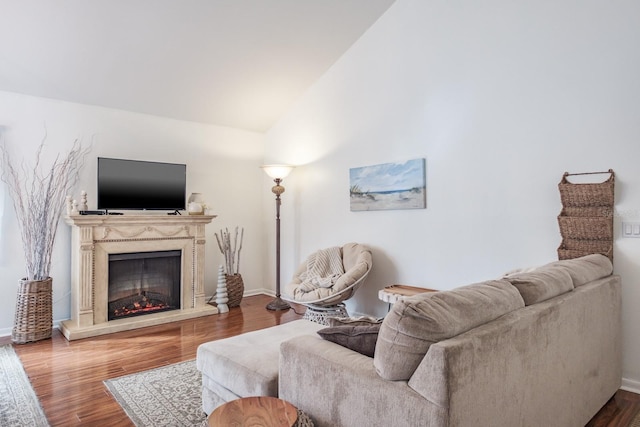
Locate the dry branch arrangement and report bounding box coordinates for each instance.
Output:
[215,226,244,275]
[1,136,89,281]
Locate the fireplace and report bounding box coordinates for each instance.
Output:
[61,214,217,340]
[108,250,182,320]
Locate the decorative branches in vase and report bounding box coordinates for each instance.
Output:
[0,136,89,343]
[214,226,244,308]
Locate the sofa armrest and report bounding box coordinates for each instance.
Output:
[279,335,446,427]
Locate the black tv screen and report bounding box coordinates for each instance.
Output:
[97,157,186,211]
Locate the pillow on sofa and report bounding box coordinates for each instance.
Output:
[374,279,524,381]
[506,265,573,305]
[317,324,381,357]
[326,315,382,327]
[550,254,613,287]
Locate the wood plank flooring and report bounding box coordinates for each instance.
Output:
[2,294,639,426]
[588,390,640,427]
[1,295,304,426]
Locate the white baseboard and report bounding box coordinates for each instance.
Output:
[622,377,640,395]
[208,289,274,300]
[244,288,274,297]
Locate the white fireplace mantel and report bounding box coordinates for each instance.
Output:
[61,214,218,340]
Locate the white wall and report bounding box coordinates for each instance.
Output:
[0,91,266,335]
[265,1,640,391]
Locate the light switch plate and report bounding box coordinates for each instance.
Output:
[622,222,640,238]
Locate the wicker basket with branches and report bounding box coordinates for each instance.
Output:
[1,135,88,343]
[214,226,244,307]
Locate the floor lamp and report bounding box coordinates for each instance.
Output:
[262,164,295,311]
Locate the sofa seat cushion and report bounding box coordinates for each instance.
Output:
[374,279,524,381]
[551,254,613,287]
[196,319,323,398]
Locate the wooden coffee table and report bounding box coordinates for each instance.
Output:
[208,396,299,427]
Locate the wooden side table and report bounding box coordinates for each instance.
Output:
[378,284,437,306]
[208,396,313,427]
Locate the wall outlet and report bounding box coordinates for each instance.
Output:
[622,222,640,238]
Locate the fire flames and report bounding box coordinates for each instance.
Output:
[111,294,173,319]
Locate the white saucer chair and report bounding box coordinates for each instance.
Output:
[283,242,373,325]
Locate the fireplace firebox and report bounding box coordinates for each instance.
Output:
[108,250,181,320]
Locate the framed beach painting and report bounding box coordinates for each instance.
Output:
[349,158,426,211]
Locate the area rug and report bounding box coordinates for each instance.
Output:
[0,344,50,426]
[104,360,206,427]
[632,410,640,427]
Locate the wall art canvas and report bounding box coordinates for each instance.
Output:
[349,158,426,211]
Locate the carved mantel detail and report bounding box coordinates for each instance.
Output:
[61,214,217,340]
[100,224,191,240]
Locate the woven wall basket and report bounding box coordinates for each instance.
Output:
[225,274,244,308]
[557,215,613,241]
[558,241,613,261]
[558,170,615,207]
[556,170,615,262]
[12,277,53,344]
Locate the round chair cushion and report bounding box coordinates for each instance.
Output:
[284,243,372,304]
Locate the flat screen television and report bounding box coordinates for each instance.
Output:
[97,157,186,211]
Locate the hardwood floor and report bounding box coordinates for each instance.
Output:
[1,295,304,426]
[2,294,639,426]
[588,391,640,427]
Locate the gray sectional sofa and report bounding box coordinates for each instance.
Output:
[197,254,621,427]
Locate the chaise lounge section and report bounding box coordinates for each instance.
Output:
[196,319,324,415]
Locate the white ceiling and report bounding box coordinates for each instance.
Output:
[0,1,394,133]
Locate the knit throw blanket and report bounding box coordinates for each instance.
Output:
[298,247,345,293]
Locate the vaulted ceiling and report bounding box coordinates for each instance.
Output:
[0,1,395,132]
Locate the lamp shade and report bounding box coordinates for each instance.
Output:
[261,164,295,180]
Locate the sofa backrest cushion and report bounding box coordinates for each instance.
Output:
[374,279,524,381]
[506,265,574,306]
[550,254,613,287]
